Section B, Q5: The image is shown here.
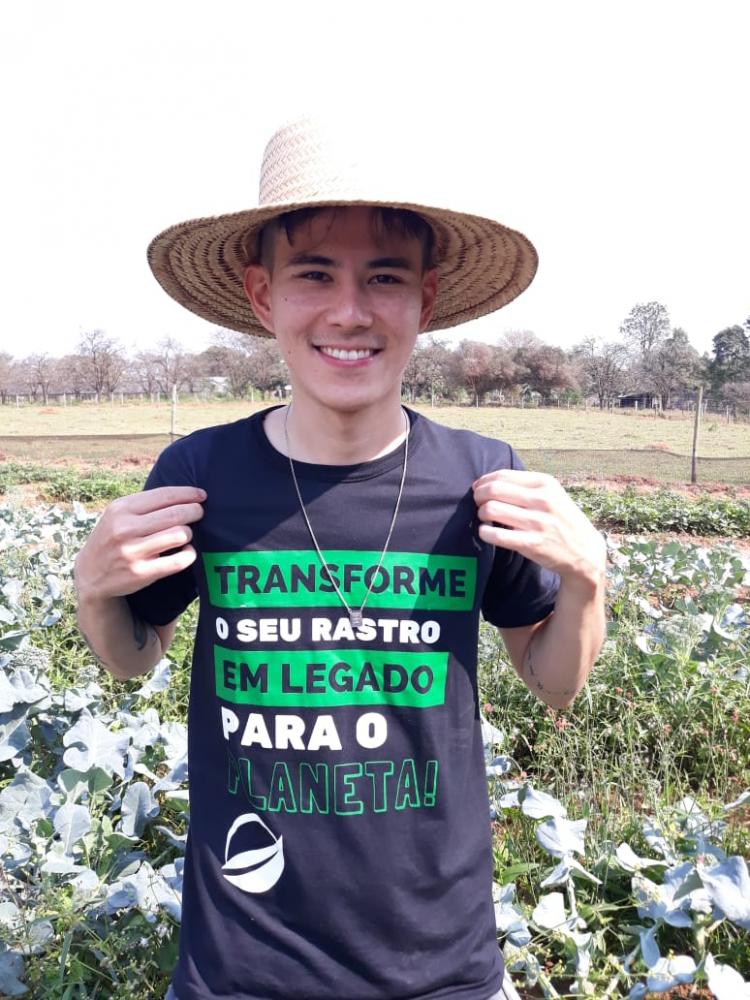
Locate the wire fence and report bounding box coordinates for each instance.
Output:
[0,434,748,486]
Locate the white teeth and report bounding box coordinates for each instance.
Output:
[319,347,374,361]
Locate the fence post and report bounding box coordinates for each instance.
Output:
[690,386,703,484]
[170,383,177,441]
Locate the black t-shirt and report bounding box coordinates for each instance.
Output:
[127,407,559,1000]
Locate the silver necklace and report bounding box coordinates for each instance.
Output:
[284,404,409,628]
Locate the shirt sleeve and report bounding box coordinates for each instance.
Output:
[125,443,199,627]
[480,447,560,629]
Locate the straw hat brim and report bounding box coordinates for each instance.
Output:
[147,198,538,337]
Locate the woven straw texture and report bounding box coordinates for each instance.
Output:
[148,119,538,337]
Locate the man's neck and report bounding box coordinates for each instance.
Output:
[264,398,408,465]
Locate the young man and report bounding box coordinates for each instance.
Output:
[75,119,606,1000]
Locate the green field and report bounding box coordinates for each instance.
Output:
[0,402,748,484]
[1,400,749,454]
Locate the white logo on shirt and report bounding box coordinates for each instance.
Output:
[221,813,285,893]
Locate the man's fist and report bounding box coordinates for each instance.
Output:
[473,469,606,591]
[74,486,207,603]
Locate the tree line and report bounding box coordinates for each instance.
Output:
[1,303,749,413]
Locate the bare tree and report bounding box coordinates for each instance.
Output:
[25,353,62,404]
[152,337,192,394]
[573,338,631,408]
[131,351,162,397]
[0,352,14,404]
[77,329,126,397]
[206,329,254,398]
[55,354,89,399]
[246,337,289,397]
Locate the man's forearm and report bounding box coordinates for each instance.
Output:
[76,594,164,681]
[521,573,606,710]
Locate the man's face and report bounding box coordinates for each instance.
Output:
[244,206,438,416]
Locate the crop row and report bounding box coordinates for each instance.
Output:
[0,501,748,997]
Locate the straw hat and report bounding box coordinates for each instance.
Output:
[148,118,538,337]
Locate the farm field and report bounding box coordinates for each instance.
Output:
[1,432,749,996]
[0,494,748,999]
[1,402,748,485]
[1,400,749,456]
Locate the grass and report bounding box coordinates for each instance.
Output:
[1,400,748,486]
[1,399,749,456]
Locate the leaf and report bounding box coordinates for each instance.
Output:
[62,709,130,777]
[486,755,513,777]
[0,902,22,931]
[18,920,54,956]
[541,856,601,886]
[642,819,678,864]
[646,955,696,992]
[119,782,159,838]
[724,790,750,812]
[0,947,27,997]
[639,926,660,970]
[493,883,531,946]
[0,712,31,763]
[0,630,29,652]
[105,860,182,922]
[137,658,172,698]
[705,954,750,1000]
[532,891,566,930]
[70,868,101,907]
[698,857,750,929]
[614,842,669,873]
[0,769,55,835]
[57,767,112,803]
[536,817,587,858]
[632,868,694,928]
[520,786,567,820]
[40,852,86,875]
[53,802,92,855]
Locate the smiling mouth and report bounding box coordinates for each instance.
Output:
[316,346,378,361]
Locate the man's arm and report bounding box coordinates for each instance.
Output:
[75,594,178,681]
[73,486,206,680]
[473,469,607,709]
[500,570,605,709]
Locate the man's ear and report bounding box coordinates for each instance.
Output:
[418,268,439,332]
[243,265,275,335]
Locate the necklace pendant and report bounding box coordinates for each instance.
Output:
[349,609,363,628]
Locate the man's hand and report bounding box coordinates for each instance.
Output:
[74,486,207,603]
[472,469,606,590]
[473,469,606,708]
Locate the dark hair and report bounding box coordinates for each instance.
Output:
[247,206,436,273]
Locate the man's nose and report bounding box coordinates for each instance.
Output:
[325,278,374,329]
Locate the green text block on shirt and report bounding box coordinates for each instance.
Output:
[203,550,476,611]
[214,646,449,708]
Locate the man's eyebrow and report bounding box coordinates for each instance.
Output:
[284,252,339,268]
[282,253,416,270]
[367,256,415,270]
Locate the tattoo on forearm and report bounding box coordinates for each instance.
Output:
[130,610,158,652]
[79,627,111,669]
[524,641,575,698]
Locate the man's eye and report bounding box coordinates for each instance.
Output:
[297,271,329,281]
[371,274,400,285]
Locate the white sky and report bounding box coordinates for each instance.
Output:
[1,0,747,361]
